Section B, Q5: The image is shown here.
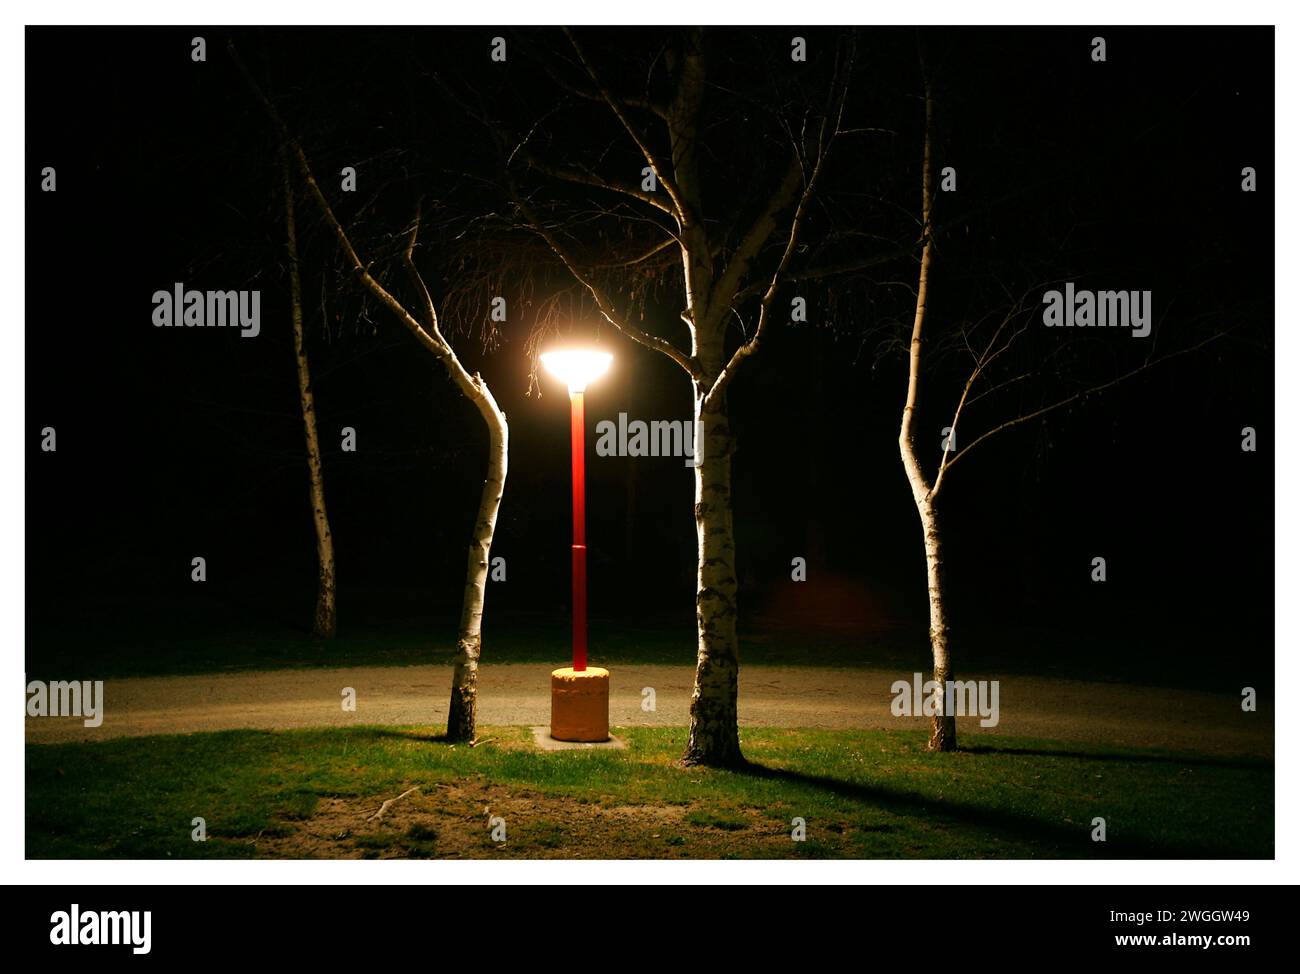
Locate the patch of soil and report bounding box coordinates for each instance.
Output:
[252,781,813,859]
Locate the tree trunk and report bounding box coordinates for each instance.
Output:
[505,29,831,767]
[682,391,744,767]
[897,72,956,751]
[445,388,508,742]
[918,498,956,751]
[282,153,337,640]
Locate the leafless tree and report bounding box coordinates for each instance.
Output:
[485,28,864,766]
[897,67,1233,752]
[280,150,338,639]
[234,45,508,743]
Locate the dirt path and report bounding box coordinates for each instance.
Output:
[25,663,1271,756]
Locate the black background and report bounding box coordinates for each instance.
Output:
[25,27,1273,687]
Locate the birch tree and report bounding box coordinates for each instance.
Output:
[490,29,855,766]
[281,151,337,640]
[897,69,1232,752]
[234,45,508,742]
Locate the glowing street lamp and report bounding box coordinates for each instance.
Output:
[540,347,613,742]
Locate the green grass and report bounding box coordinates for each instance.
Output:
[26,725,1272,859]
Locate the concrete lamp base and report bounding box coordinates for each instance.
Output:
[550,667,610,742]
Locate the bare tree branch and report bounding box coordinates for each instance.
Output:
[511,190,700,379]
[709,157,803,321]
[519,149,678,218]
[705,130,829,406]
[591,235,677,268]
[931,310,1028,495]
[229,41,495,407]
[534,45,668,119]
[704,43,853,405]
[937,330,1230,483]
[562,27,688,226]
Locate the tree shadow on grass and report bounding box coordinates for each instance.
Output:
[960,744,1272,771]
[359,727,525,748]
[732,760,1269,859]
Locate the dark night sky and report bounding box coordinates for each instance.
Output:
[25,27,1273,685]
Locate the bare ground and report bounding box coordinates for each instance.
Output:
[249,781,741,859]
[26,663,1270,757]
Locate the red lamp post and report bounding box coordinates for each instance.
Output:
[569,384,588,672]
[540,349,612,741]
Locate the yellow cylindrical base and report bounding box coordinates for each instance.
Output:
[550,667,610,742]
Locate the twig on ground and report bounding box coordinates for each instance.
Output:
[367,786,420,822]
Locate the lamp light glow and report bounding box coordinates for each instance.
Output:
[540,349,613,392]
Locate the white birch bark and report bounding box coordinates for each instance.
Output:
[683,388,743,765]
[445,382,507,741]
[898,77,957,751]
[281,153,337,640]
